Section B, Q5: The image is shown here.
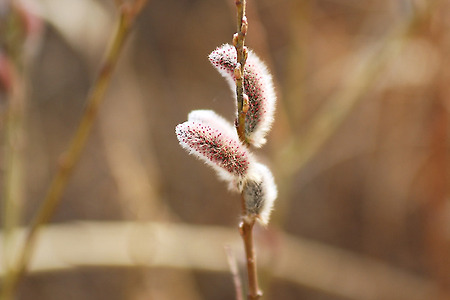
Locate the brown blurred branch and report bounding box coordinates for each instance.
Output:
[419,1,450,297]
[2,43,25,300]
[225,246,243,300]
[0,221,438,300]
[274,1,435,222]
[1,2,43,299]
[0,2,147,299]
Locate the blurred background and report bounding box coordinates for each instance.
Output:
[1,0,449,299]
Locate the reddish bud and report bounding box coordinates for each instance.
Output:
[241,16,248,35]
[232,33,239,46]
[0,52,13,93]
[208,44,276,147]
[176,110,254,189]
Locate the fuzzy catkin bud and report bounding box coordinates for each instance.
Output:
[188,109,237,139]
[175,111,253,189]
[208,44,276,148]
[242,162,277,225]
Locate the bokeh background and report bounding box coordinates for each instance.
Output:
[1,0,449,299]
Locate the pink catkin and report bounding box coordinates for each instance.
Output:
[208,44,276,147]
[176,119,253,187]
[188,109,238,139]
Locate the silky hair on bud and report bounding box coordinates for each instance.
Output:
[188,110,237,139]
[208,44,276,148]
[242,162,277,225]
[175,113,253,190]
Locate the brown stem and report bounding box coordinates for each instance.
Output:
[234,0,249,145]
[240,219,262,300]
[234,1,261,298]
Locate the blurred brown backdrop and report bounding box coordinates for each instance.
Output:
[1,0,449,299]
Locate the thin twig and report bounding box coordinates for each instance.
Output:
[273,0,435,224]
[225,246,244,300]
[0,2,147,299]
[233,0,249,145]
[239,219,262,300]
[1,2,34,298]
[2,50,25,300]
[233,1,262,299]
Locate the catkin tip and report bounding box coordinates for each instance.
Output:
[175,112,254,189]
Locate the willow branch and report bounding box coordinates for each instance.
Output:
[233,1,262,299]
[240,219,262,300]
[233,0,249,144]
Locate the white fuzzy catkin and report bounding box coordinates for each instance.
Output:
[188,109,237,139]
[242,162,277,225]
[208,44,276,148]
[175,111,253,190]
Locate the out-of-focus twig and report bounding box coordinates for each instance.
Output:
[2,48,25,300]
[0,221,438,300]
[275,2,434,218]
[0,2,147,299]
[1,1,43,299]
[419,1,450,296]
[225,246,243,300]
[2,64,24,300]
